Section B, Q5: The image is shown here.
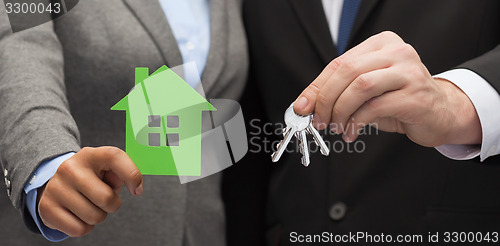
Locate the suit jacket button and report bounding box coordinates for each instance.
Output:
[329,202,347,221]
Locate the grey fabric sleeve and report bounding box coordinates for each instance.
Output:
[0,14,81,214]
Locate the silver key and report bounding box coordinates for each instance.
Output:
[296,130,310,166]
[271,104,310,163]
[271,103,329,166]
[307,123,330,156]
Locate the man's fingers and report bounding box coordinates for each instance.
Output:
[38,198,94,237]
[57,158,122,213]
[295,42,379,114]
[343,92,403,142]
[84,147,143,196]
[331,68,406,134]
[294,32,389,115]
[313,50,394,130]
[294,57,343,115]
[294,31,405,116]
[53,185,108,226]
[76,169,122,213]
[103,171,124,193]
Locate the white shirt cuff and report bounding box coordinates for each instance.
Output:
[434,69,500,162]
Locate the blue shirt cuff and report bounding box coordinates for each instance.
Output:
[24,152,75,242]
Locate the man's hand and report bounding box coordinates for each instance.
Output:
[37,146,143,237]
[293,31,482,147]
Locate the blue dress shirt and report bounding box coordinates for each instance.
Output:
[159,0,210,88]
[24,152,75,242]
[24,0,210,241]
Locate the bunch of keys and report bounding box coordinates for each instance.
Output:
[271,103,330,166]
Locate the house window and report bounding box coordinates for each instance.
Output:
[166,115,179,128]
[166,115,179,146]
[147,115,180,147]
[166,133,179,146]
[148,115,161,128]
[148,115,162,147]
[148,133,161,147]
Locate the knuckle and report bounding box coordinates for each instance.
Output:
[70,224,93,237]
[101,146,123,163]
[128,168,142,185]
[80,147,93,154]
[366,98,381,112]
[326,57,343,72]
[332,105,343,121]
[38,198,51,217]
[380,30,395,36]
[88,211,107,225]
[57,160,85,183]
[44,221,57,230]
[395,43,417,58]
[379,31,398,40]
[96,213,107,224]
[43,177,58,192]
[339,58,357,74]
[98,189,116,208]
[377,31,395,39]
[405,65,426,81]
[354,74,374,92]
[38,200,59,230]
[108,197,122,213]
[307,82,321,96]
[317,91,330,108]
[56,161,74,176]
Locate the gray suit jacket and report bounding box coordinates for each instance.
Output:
[0,0,248,245]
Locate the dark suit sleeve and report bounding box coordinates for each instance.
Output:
[456,44,500,163]
[459,44,500,94]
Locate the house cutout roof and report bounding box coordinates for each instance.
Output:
[111,65,215,112]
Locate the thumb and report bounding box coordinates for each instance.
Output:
[293,58,343,115]
[293,96,311,115]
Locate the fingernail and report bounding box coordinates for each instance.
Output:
[343,134,353,143]
[313,114,324,129]
[135,183,143,196]
[329,124,338,134]
[294,97,308,110]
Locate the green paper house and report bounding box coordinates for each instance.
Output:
[111,66,215,176]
